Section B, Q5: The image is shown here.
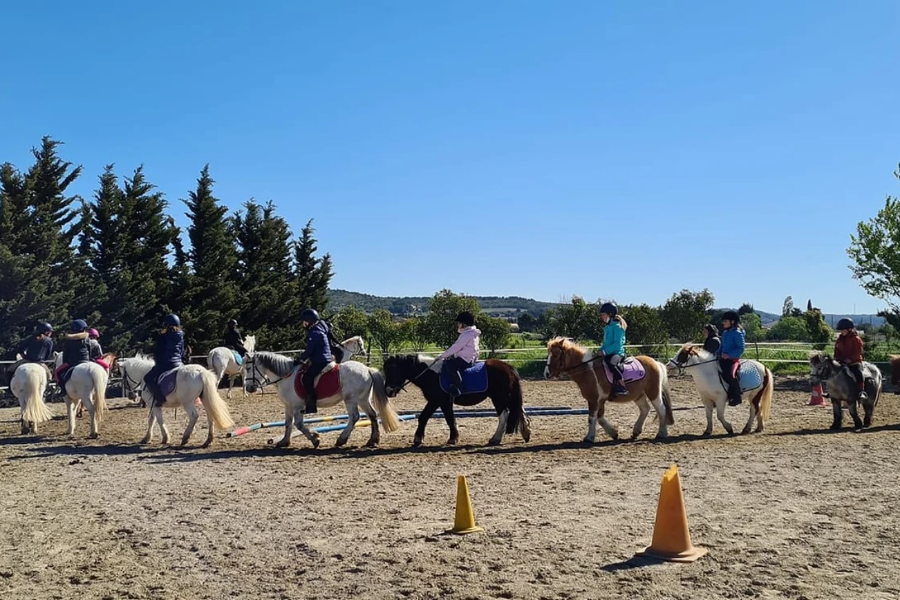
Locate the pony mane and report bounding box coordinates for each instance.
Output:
[889,354,900,367]
[547,337,586,355]
[255,351,295,377]
[244,335,257,353]
[127,353,154,366]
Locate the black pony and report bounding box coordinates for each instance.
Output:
[382,354,531,447]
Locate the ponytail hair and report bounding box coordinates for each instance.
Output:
[615,315,628,330]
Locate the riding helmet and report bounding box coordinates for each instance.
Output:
[163,314,181,327]
[455,311,475,327]
[599,302,618,317]
[300,308,320,323]
[35,322,53,335]
[722,310,740,323]
[836,317,855,331]
[88,328,100,339]
[229,319,238,327]
[71,319,88,332]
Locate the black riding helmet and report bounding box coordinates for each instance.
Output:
[455,311,475,327]
[34,322,53,336]
[600,302,618,317]
[300,308,320,325]
[71,319,88,332]
[836,317,855,331]
[163,314,181,328]
[228,319,238,327]
[722,310,740,324]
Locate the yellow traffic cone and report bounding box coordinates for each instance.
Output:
[636,464,707,562]
[447,475,484,535]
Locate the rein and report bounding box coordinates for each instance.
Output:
[390,361,435,395]
[244,357,292,390]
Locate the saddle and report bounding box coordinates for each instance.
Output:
[294,362,342,400]
[232,351,243,366]
[601,357,646,385]
[438,361,489,396]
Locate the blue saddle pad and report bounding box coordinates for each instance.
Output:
[737,361,763,392]
[158,368,180,398]
[232,351,243,366]
[439,361,489,395]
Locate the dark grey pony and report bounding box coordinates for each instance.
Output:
[809,352,883,430]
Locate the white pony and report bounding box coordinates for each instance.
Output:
[139,364,234,447]
[116,353,154,405]
[207,335,257,398]
[334,336,368,362]
[667,344,774,436]
[54,353,109,439]
[10,363,54,434]
[244,351,401,448]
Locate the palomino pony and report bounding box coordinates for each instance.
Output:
[54,353,109,439]
[381,354,531,447]
[10,363,54,434]
[244,351,401,448]
[544,338,673,443]
[139,363,235,447]
[668,344,774,436]
[207,335,257,399]
[810,352,883,430]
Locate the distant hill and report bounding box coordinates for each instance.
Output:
[328,290,885,327]
[326,289,558,316]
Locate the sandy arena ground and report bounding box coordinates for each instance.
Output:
[1,374,899,600]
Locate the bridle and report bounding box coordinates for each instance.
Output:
[668,349,718,376]
[384,359,434,396]
[243,354,292,391]
[545,348,603,379]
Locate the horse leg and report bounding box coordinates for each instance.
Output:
[413,400,441,447]
[76,399,84,419]
[154,404,171,445]
[847,398,863,430]
[81,396,99,439]
[360,394,380,448]
[584,396,600,444]
[293,409,320,448]
[830,399,843,430]
[227,374,233,400]
[443,401,459,445]
[597,400,619,441]
[702,400,714,437]
[65,398,76,436]
[275,401,295,447]
[180,402,200,446]
[336,403,360,448]
[863,396,874,428]
[141,405,156,444]
[488,408,509,446]
[632,396,651,440]
[716,397,734,435]
[742,400,758,435]
[649,394,668,439]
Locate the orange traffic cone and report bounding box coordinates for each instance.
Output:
[808,383,827,406]
[447,475,484,535]
[636,464,707,563]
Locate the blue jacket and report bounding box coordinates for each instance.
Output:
[601,320,626,356]
[299,321,333,367]
[154,329,185,371]
[16,336,54,362]
[718,327,745,359]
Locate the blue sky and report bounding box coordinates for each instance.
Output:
[2,1,898,314]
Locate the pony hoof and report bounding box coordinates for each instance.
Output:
[447,438,459,446]
[365,439,378,448]
[581,436,595,445]
[725,429,735,436]
[334,439,347,448]
[140,437,150,444]
[89,433,99,440]
[522,431,531,443]
[312,438,321,449]
[654,433,667,440]
[411,440,422,448]
[741,427,752,435]
[487,438,501,446]
[830,423,841,431]
[702,430,712,438]
[274,440,290,448]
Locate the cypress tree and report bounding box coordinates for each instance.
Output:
[294,219,333,313]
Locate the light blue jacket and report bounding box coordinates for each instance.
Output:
[601,320,626,356]
[718,327,745,359]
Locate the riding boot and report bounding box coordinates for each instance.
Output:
[613,381,628,397]
[306,391,318,414]
[728,381,742,406]
[449,384,461,400]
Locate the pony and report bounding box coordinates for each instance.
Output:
[667,344,773,436]
[888,355,900,393]
[544,338,673,443]
[207,335,257,399]
[334,335,368,362]
[809,351,883,430]
[10,363,54,434]
[115,353,154,405]
[139,364,235,447]
[74,352,117,418]
[244,351,401,448]
[381,354,531,447]
[54,353,109,439]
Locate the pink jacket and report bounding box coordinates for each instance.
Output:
[438,326,481,363]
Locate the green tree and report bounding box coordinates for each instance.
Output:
[620,304,667,352]
[517,312,537,332]
[368,309,403,355]
[767,316,808,341]
[741,312,765,343]
[399,317,430,352]
[234,200,297,349]
[803,308,832,348]
[738,303,755,315]
[660,289,715,342]
[330,305,369,341]
[848,165,900,320]
[180,165,240,352]
[425,289,481,348]
[478,315,511,356]
[294,220,333,315]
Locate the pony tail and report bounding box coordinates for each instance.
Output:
[616,315,628,330]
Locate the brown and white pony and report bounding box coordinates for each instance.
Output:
[889,355,900,393]
[544,337,673,443]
